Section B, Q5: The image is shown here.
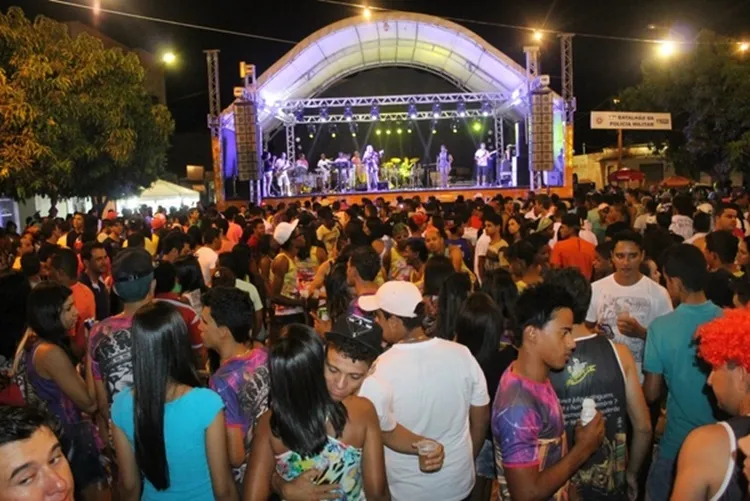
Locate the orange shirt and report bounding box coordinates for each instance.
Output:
[550,236,596,280]
[70,282,96,354]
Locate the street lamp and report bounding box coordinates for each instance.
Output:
[161,52,177,65]
[533,30,544,42]
[739,42,750,53]
[657,40,676,58]
[363,6,372,20]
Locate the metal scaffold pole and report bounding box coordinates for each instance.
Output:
[205,49,224,206]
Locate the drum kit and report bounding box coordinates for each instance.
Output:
[381,157,424,189]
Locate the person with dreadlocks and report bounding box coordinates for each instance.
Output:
[671,308,750,500]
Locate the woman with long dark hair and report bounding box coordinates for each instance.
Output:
[111,302,237,501]
[244,324,388,501]
[174,255,207,314]
[502,214,526,244]
[22,282,107,500]
[454,292,517,501]
[480,268,519,346]
[435,272,471,340]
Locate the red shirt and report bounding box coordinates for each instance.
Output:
[69,282,96,354]
[550,236,597,280]
[154,293,203,350]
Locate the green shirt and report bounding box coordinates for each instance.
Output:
[643,301,723,460]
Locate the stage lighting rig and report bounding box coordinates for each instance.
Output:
[320,107,329,122]
[408,103,418,120]
[457,99,467,118]
[480,101,492,117]
[370,104,380,121]
[344,106,354,121]
[432,102,441,119]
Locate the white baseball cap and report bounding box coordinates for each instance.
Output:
[359,281,423,318]
[273,219,299,245]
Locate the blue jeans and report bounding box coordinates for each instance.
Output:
[475,439,495,479]
[645,451,675,501]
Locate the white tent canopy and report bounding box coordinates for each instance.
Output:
[119,180,200,211]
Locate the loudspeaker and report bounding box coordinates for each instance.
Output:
[233,101,261,181]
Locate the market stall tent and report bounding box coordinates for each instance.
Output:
[119,180,200,211]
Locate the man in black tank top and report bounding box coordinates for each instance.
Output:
[672,309,750,500]
[546,268,653,500]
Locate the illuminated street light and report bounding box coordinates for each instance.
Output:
[161,52,177,65]
[363,6,372,20]
[739,42,750,53]
[533,30,544,42]
[657,40,676,58]
[613,98,621,105]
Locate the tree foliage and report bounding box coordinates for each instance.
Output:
[0,7,174,201]
[620,30,750,181]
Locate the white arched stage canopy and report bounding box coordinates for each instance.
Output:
[221,11,564,132]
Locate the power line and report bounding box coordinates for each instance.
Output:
[316,0,682,45]
[48,0,298,45]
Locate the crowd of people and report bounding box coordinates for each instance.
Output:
[1,185,750,501]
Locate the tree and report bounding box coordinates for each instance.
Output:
[0,7,174,203]
[619,30,750,182]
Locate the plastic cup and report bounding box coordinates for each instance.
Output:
[416,440,438,472]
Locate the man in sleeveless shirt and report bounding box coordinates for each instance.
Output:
[547,268,653,500]
[671,308,750,500]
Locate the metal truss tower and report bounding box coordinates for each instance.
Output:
[559,34,576,188]
[205,50,224,206]
[523,45,541,190]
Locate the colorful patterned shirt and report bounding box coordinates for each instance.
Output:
[492,363,569,501]
[89,315,134,403]
[209,348,270,482]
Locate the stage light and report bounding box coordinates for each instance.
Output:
[307,124,316,139]
[480,101,492,117]
[376,129,382,136]
[397,128,403,135]
[408,103,418,120]
[370,104,380,121]
[309,133,314,139]
[407,127,413,134]
[657,40,676,58]
[344,107,353,121]
[457,100,467,117]
[161,52,177,65]
[432,102,441,119]
[329,124,338,138]
[432,128,437,135]
[386,129,392,135]
[352,131,357,137]
[451,119,458,134]
[739,42,750,53]
[320,107,329,122]
[533,30,543,42]
[472,121,482,132]
[363,6,372,20]
[293,108,304,122]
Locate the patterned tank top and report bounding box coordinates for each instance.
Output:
[276,436,363,500]
[25,340,84,428]
[271,253,304,316]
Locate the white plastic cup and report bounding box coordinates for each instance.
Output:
[416,440,438,472]
[581,398,597,426]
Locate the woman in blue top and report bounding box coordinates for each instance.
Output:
[111,302,238,501]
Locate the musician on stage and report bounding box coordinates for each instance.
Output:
[474,142,490,186]
[262,152,274,197]
[363,145,382,191]
[333,152,350,192]
[317,153,331,190]
[437,144,453,188]
[351,151,362,191]
[275,152,291,196]
[296,153,309,171]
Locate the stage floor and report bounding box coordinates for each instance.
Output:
[244,185,572,207]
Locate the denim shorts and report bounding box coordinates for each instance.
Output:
[475,439,495,479]
[645,450,676,501]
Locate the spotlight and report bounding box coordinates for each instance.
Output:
[363,6,372,20]
[657,40,676,58]
[480,101,492,117]
[408,103,418,120]
[533,30,543,42]
[472,121,482,132]
[376,129,382,136]
[451,119,458,134]
[407,127,413,134]
[431,121,438,135]
[294,107,304,122]
[329,124,338,138]
[307,124,316,139]
[432,128,438,135]
[386,129,392,135]
[397,128,403,135]
[457,100,467,117]
[161,51,177,65]
[432,102,441,119]
[343,106,353,121]
[352,131,357,137]
[320,107,329,122]
[370,104,380,121]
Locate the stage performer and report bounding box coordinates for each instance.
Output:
[474,142,490,186]
[352,151,363,190]
[363,145,382,191]
[295,153,309,171]
[317,153,331,190]
[262,152,274,197]
[437,145,453,188]
[275,152,291,196]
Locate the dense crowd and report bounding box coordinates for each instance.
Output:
[1,186,750,501]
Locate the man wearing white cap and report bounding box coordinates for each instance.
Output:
[270,220,308,336]
[359,281,490,501]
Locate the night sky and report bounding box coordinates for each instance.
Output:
[3,0,750,173]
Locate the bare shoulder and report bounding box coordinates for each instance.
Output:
[682,423,729,457]
[344,395,378,421]
[613,342,635,368]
